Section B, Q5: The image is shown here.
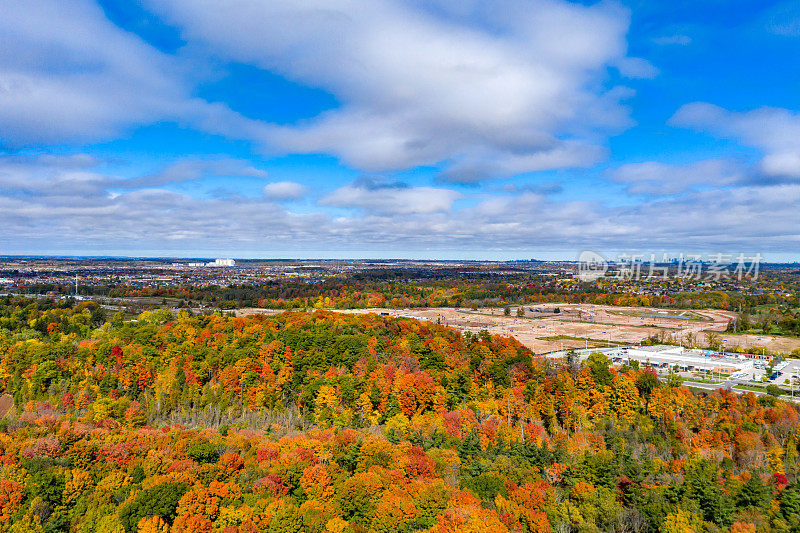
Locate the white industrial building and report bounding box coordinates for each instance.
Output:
[208,258,235,267]
[558,344,758,380]
[186,259,236,267]
[608,345,755,377]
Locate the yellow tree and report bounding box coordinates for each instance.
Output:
[315,385,340,427]
[662,509,703,533]
[610,374,638,424]
[371,489,419,533]
[137,516,169,533]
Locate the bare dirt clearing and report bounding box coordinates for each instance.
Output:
[235,304,800,355]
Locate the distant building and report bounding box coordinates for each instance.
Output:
[207,258,235,267]
[186,259,235,267]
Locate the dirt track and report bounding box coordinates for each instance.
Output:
[235,304,800,355]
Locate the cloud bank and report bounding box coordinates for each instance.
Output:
[671,103,800,180]
[0,154,797,256]
[0,0,797,258]
[145,0,638,181]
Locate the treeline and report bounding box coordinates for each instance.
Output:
[21,273,799,313]
[728,308,800,337]
[0,298,799,531]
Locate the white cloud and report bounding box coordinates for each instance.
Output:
[438,141,606,183]
[320,181,461,215]
[0,155,269,200]
[671,103,800,179]
[145,0,636,180]
[0,0,643,181]
[609,159,746,195]
[1,3,795,256]
[0,152,797,255]
[614,57,659,79]
[263,181,308,201]
[133,159,268,188]
[0,0,269,147]
[0,154,111,199]
[0,0,182,145]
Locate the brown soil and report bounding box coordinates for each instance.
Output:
[234,304,800,355]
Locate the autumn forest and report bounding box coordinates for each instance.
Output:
[0,297,798,532]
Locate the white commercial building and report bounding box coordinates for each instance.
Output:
[185,259,235,267]
[203,258,236,267]
[555,344,757,379]
[607,345,755,377]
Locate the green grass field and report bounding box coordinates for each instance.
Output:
[608,309,710,321]
[536,334,626,347]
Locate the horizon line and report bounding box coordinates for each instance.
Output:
[1,254,799,265]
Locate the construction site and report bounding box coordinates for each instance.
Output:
[327,303,800,356]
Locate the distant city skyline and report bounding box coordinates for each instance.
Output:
[1,0,799,258]
[2,252,798,263]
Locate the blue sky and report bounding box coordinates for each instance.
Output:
[1,0,799,260]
